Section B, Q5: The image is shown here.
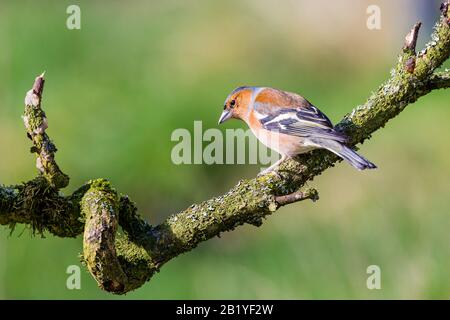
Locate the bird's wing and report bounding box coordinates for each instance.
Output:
[253,90,347,143]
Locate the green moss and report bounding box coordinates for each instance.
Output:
[23,105,46,133]
[0,177,83,236]
[81,179,158,294]
[0,186,16,218]
[23,101,70,189]
[115,234,156,292]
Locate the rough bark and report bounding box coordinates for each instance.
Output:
[0,2,449,294]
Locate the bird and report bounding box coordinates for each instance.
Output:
[218,86,376,175]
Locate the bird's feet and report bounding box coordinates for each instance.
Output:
[257,156,287,178]
[257,166,279,177]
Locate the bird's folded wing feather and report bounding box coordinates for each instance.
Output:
[254,101,347,143]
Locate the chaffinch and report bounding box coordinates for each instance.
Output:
[218,86,376,174]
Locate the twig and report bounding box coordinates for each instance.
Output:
[275,188,319,206]
[23,73,69,189]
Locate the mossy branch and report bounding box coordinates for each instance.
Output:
[0,2,449,295]
[23,73,69,189]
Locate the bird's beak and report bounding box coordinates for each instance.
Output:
[218,109,232,124]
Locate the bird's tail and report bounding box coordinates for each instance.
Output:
[310,138,377,170]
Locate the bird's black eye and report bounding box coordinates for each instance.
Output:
[229,99,236,108]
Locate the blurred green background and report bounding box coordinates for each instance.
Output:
[0,0,449,299]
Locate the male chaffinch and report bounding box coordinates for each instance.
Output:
[218,86,376,174]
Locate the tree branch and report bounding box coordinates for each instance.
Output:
[23,73,69,189]
[404,22,422,53]
[0,1,449,294]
